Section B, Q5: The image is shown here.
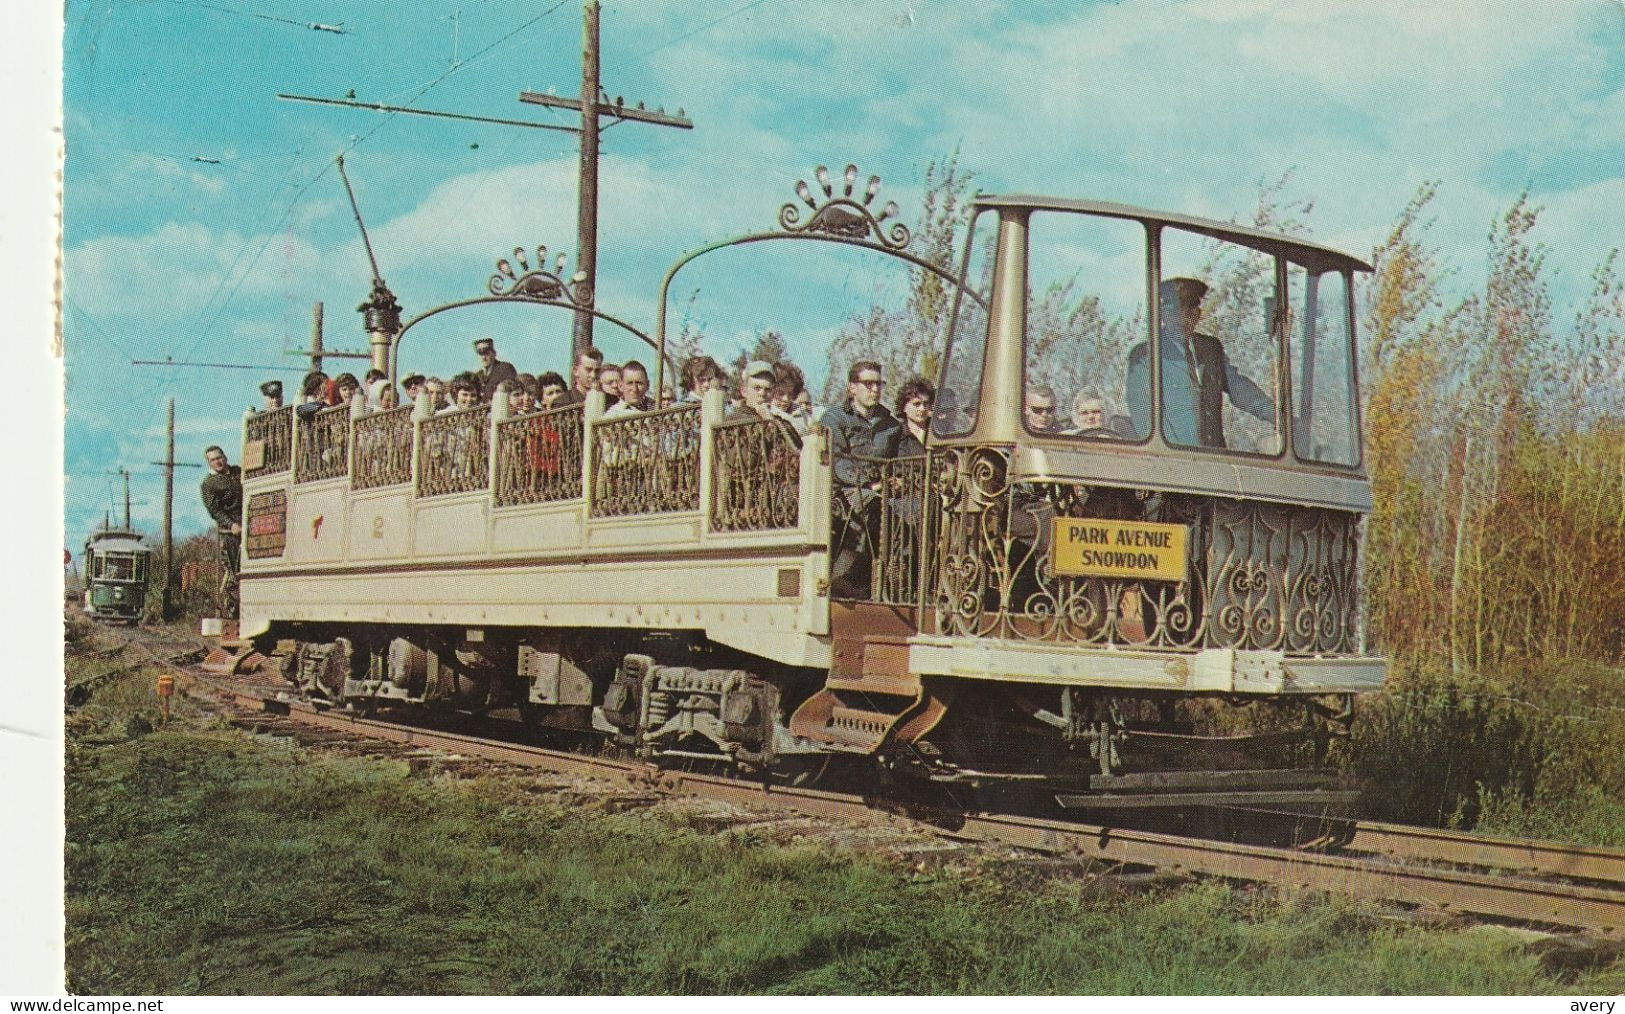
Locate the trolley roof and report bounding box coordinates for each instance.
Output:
[85,530,151,554]
[974,194,1373,275]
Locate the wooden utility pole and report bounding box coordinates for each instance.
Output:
[519,2,693,355]
[310,301,325,373]
[121,469,132,530]
[575,1,600,355]
[279,5,693,361]
[149,398,203,618]
[162,400,175,617]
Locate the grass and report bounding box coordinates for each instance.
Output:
[1345,659,1625,846]
[64,661,1625,996]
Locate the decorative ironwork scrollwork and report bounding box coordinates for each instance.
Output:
[245,406,292,478]
[712,416,801,532]
[352,406,413,490]
[1207,500,1358,654]
[590,404,701,517]
[295,405,350,483]
[916,445,1362,653]
[417,404,490,497]
[779,164,911,251]
[494,403,584,506]
[488,244,594,305]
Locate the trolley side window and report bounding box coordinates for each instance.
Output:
[932,208,997,439]
[1289,266,1361,467]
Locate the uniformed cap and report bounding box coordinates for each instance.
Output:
[402,373,426,388]
[1159,277,1209,306]
[743,359,775,381]
[259,380,283,398]
[473,337,496,354]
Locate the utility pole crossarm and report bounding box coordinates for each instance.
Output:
[518,91,693,129]
[278,93,581,134]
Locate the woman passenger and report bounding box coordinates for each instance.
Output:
[891,377,934,457]
[537,371,566,410]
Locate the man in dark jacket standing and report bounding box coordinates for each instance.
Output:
[474,337,519,402]
[201,445,243,616]
[820,360,900,599]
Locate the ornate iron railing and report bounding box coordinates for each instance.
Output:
[294,405,350,483]
[494,403,585,506]
[1207,499,1359,654]
[590,403,701,517]
[352,406,414,490]
[711,416,801,531]
[244,406,292,478]
[925,445,1360,653]
[829,453,927,605]
[417,404,490,497]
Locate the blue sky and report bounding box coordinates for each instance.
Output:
[60,0,1625,552]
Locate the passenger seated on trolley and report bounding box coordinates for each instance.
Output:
[728,360,777,421]
[679,354,726,404]
[334,373,362,407]
[507,374,537,415]
[598,362,621,408]
[402,373,426,405]
[447,375,480,411]
[537,371,567,409]
[1063,391,1114,436]
[295,370,330,419]
[1024,384,1061,433]
[423,376,448,412]
[559,347,603,407]
[603,360,655,417]
[822,360,900,599]
[1126,277,1273,448]
[258,380,283,413]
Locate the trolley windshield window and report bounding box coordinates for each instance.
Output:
[100,553,138,581]
[1149,228,1283,455]
[1022,212,1147,441]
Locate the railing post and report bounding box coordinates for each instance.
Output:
[698,388,724,535]
[411,391,432,497]
[290,405,304,482]
[488,392,509,500]
[348,397,366,484]
[799,427,826,541]
[582,390,605,515]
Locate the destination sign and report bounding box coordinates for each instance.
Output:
[1051,518,1190,582]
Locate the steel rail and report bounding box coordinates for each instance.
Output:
[1348,820,1625,886]
[197,684,1624,937]
[105,630,1625,939]
[1221,805,1625,884]
[953,813,1624,936]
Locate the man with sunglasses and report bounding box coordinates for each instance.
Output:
[821,360,900,599]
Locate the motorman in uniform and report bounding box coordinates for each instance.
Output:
[474,337,518,401]
[1127,277,1274,448]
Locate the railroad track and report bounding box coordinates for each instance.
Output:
[90,626,1625,938]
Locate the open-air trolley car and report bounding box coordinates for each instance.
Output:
[235,169,1384,814]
